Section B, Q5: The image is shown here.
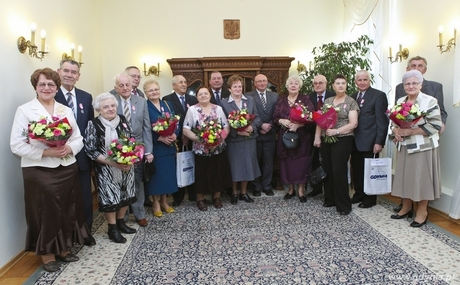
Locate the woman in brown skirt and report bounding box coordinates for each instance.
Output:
[10,68,90,272]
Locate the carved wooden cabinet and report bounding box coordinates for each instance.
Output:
[166,56,295,95]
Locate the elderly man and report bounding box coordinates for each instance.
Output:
[55,59,96,246]
[307,75,335,197]
[245,74,278,196]
[113,72,154,227]
[163,75,198,206]
[110,66,145,98]
[350,70,389,208]
[209,71,230,106]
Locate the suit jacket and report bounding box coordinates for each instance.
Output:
[110,88,145,98]
[163,92,198,141]
[395,79,447,123]
[308,91,335,111]
[220,95,261,143]
[114,94,153,154]
[55,87,94,170]
[352,87,389,151]
[245,90,278,141]
[210,88,230,105]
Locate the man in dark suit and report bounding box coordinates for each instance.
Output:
[110,66,145,98]
[307,75,335,197]
[55,59,96,246]
[245,74,279,196]
[393,55,447,213]
[350,70,389,208]
[163,75,198,206]
[113,72,154,227]
[209,71,230,106]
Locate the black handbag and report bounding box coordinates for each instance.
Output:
[143,159,156,183]
[282,131,299,149]
[308,148,327,186]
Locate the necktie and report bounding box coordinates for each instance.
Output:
[260,92,267,110]
[124,99,131,122]
[317,95,323,110]
[215,91,221,105]
[180,96,186,110]
[132,89,138,96]
[66,92,75,117]
[356,92,364,104]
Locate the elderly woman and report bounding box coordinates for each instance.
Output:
[221,75,261,205]
[314,74,359,215]
[183,86,232,210]
[84,93,137,243]
[144,79,177,217]
[273,75,315,202]
[10,68,89,272]
[390,70,442,227]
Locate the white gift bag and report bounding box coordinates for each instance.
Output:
[176,147,195,188]
[364,157,392,195]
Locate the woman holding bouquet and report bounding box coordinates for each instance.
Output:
[274,75,315,202]
[84,93,138,243]
[183,86,231,210]
[10,68,90,272]
[313,74,359,215]
[390,70,442,227]
[144,79,177,217]
[221,75,262,205]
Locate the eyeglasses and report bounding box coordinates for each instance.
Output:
[313,82,325,85]
[37,82,57,88]
[130,75,142,79]
[404,82,421,87]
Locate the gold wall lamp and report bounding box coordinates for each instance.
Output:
[143,63,161,77]
[17,23,48,60]
[296,61,313,74]
[62,43,84,66]
[437,26,456,53]
[388,44,409,63]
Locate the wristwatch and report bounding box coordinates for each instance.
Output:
[336,129,340,135]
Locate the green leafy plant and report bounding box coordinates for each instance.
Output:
[299,35,374,95]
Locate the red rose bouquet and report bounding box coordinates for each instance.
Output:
[227,107,256,131]
[152,109,180,136]
[313,104,340,143]
[289,102,314,124]
[388,102,426,129]
[107,135,144,165]
[192,117,227,147]
[28,116,73,147]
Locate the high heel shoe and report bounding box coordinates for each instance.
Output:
[390,210,413,219]
[410,214,428,228]
[161,206,175,213]
[108,224,127,243]
[239,193,254,203]
[283,192,295,200]
[153,210,163,217]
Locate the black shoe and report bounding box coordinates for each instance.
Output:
[307,189,322,197]
[323,202,336,207]
[283,192,295,200]
[43,261,60,272]
[299,196,307,203]
[410,217,428,228]
[351,195,363,204]
[358,202,376,209]
[56,253,79,262]
[230,195,238,205]
[390,210,414,219]
[172,200,182,207]
[339,210,351,215]
[393,204,403,213]
[116,219,136,234]
[253,190,262,197]
[239,193,254,203]
[84,235,96,246]
[108,224,127,243]
[263,189,274,196]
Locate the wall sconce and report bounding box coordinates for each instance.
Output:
[17,23,48,60]
[437,26,456,53]
[143,63,161,77]
[296,61,306,74]
[62,43,84,66]
[388,44,409,63]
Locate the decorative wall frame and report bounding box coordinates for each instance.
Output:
[224,19,240,40]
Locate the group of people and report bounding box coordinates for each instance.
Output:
[9,55,444,272]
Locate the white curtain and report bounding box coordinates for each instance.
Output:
[449,170,460,219]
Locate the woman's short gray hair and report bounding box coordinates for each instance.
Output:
[93,93,118,111]
[285,75,303,89]
[402,70,424,84]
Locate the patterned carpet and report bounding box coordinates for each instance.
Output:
[29,191,460,285]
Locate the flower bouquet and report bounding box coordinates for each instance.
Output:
[313,104,340,143]
[227,108,256,131]
[107,135,144,165]
[192,117,226,147]
[28,116,73,147]
[388,102,426,128]
[289,102,314,124]
[152,109,180,136]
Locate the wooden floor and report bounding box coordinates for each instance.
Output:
[0,194,459,285]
